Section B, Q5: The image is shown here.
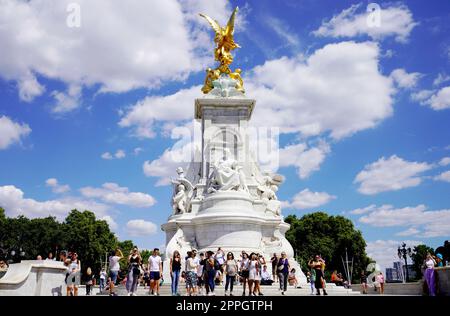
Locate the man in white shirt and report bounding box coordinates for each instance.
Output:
[192,249,200,265]
[148,248,162,295]
[261,265,274,285]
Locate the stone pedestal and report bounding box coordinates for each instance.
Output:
[0,260,67,296]
[162,95,307,284]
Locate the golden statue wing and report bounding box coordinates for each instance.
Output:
[225,7,238,36]
[199,13,222,36]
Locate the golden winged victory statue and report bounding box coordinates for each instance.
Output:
[199,7,245,94]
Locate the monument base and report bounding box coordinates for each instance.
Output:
[162,191,307,284]
[0,260,67,296]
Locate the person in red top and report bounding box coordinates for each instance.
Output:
[331,270,344,286]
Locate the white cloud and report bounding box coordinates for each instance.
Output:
[427,86,450,110]
[279,142,330,179]
[350,204,378,215]
[126,219,157,236]
[313,3,418,43]
[0,185,109,219]
[101,152,113,160]
[51,85,82,113]
[439,157,450,166]
[246,41,394,140]
[101,150,126,160]
[45,178,70,194]
[114,149,126,159]
[434,170,450,183]
[381,49,394,58]
[366,240,423,273]
[411,89,435,103]
[284,188,336,210]
[119,86,201,138]
[142,121,202,186]
[0,115,31,150]
[433,73,450,86]
[413,86,450,110]
[133,147,143,155]
[390,68,421,89]
[80,182,156,208]
[18,72,45,102]
[0,0,234,106]
[358,204,450,238]
[354,155,432,195]
[143,142,195,186]
[101,215,118,231]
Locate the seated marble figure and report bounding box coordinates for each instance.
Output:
[207,153,249,193]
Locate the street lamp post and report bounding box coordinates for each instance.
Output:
[398,242,412,282]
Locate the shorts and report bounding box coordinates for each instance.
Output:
[241,270,249,279]
[150,271,160,280]
[109,270,119,283]
[186,271,198,288]
[197,276,204,286]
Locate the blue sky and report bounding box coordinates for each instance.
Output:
[0,0,449,271]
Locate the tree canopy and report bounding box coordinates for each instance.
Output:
[0,208,138,277]
[285,212,371,281]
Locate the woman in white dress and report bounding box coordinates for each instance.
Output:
[253,253,265,296]
[248,253,259,296]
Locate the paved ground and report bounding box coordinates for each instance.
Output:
[91,282,363,296]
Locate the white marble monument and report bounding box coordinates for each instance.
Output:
[161,6,306,284]
[161,78,306,284]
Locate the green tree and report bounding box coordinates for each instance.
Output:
[26,216,63,259]
[141,249,152,264]
[62,210,118,275]
[285,212,371,282]
[411,244,434,280]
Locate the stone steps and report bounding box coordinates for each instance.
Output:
[94,283,361,296]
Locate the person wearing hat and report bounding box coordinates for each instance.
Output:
[436,253,444,267]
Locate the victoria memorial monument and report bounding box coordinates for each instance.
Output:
[161,7,307,284]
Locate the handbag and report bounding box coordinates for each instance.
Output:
[277,259,285,271]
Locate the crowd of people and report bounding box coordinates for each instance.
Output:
[21,248,360,297]
[164,248,298,296]
[2,241,447,297]
[100,247,301,296]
